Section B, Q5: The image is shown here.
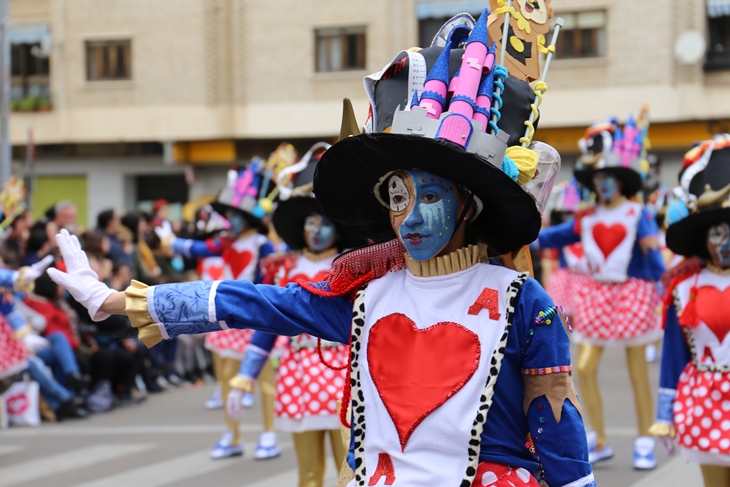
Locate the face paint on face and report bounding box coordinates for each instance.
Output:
[592,172,619,202]
[707,222,730,268]
[304,213,337,253]
[388,169,458,261]
[226,210,247,235]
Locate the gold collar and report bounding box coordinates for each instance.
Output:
[706,263,730,275]
[405,244,488,277]
[302,247,338,262]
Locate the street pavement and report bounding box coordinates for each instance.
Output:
[0,344,703,487]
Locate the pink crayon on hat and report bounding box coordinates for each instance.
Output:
[447,9,491,120]
[418,40,451,119]
[473,43,497,132]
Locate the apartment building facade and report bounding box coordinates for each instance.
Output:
[9,0,730,224]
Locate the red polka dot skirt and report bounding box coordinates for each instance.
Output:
[546,269,581,316]
[674,363,730,456]
[0,318,28,378]
[204,328,254,359]
[275,334,348,428]
[475,462,541,486]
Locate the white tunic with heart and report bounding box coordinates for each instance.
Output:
[580,200,642,282]
[352,263,520,486]
[221,233,268,281]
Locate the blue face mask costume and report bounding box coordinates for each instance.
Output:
[388,169,459,261]
[707,222,730,268]
[304,214,337,253]
[592,172,619,202]
[226,210,248,235]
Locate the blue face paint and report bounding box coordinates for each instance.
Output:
[593,172,619,202]
[304,214,337,252]
[389,169,458,261]
[226,211,248,235]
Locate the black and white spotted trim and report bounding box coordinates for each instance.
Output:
[350,285,368,486]
[459,273,528,487]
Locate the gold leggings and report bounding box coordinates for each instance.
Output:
[701,465,730,487]
[212,352,277,445]
[576,343,653,448]
[292,429,347,487]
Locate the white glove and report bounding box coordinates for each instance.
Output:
[658,435,675,456]
[154,220,174,242]
[47,229,115,321]
[22,333,50,353]
[226,388,244,421]
[14,255,55,291]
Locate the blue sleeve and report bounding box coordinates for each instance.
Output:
[638,209,666,282]
[253,240,276,284]
[150,280,352,343]
[536,219,581,250]
[238,331,278,379]
[0,268,16,290]
[657,301,691,423]
[517,279,594,487]
[172,238,220,258]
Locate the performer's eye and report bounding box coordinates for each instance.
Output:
[388,175,410,212]
[421,193,441,204]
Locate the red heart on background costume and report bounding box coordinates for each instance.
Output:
[367,313,480,451]
[567,243,584,259]
[288,270,329,287]
[207,264,224,281]
[224,249,253,279]
[695,286,730,343]
[592,223,627,259]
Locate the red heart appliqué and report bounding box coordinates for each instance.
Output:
[367,313,481,451]
[224,249,254,279]
[207,264,224,281]
[566,243,584,259]
[592,223,627,259]
[695,286,730,343]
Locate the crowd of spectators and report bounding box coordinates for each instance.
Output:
[0,199,213,424]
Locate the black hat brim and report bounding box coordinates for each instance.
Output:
[272,196,365,251]
[574,166,643,198]
[313,133,541,254]
[210,201,269,234]
[665,207,730,258]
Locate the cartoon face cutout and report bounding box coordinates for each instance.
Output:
[516,0,549,25]
[388,169,459,262]
[304,213,337,253]
[707,222,730,268]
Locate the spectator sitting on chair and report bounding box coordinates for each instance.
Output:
[96,209,132,267]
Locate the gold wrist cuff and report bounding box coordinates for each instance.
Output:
[229,375,254,393]
[125,280,163,347]
[160,235,175,258]
[13,325,32,340]
[15,267,34,294]
[648,422,676,438]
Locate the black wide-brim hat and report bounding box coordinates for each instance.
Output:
[314,133,541,254]
[666,207,730,258]
[210,200,269,234]
[573,166,643,198]
[272,196,365,251]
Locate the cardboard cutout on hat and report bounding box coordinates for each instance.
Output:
[488,0,554,82]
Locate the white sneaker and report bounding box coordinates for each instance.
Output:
[645,344,658,363]
[255,431,282,460]
[210,430,244,459]
[205,386,224,410]
[586,431,614,464]
[241,392,255,408]
[633,436,657,470]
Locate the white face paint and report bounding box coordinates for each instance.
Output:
[418,200,446,231]
[388,175,410,213]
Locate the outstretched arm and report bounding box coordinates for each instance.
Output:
[534,219,581,250]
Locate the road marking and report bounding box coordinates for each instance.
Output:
[73,441,292,487]
[629,455,701,486]
[0,443,157,487]
[0,423,262,437]
[241,459,338,487]
[0,445,24,456]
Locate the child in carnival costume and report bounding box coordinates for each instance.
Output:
[50,9,596,487]
[535,114,666,468]
[228,139,366,481]
[154,148,296,459]
[649,135,730,487]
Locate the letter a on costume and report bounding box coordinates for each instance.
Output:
[467,288,501,319]
[368,452,396,486]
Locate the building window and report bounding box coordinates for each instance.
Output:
[706,15,730,70]
[315,27,366,72]
[86,40,131,81]
[10,43,51,110]
[551,11,606,59]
